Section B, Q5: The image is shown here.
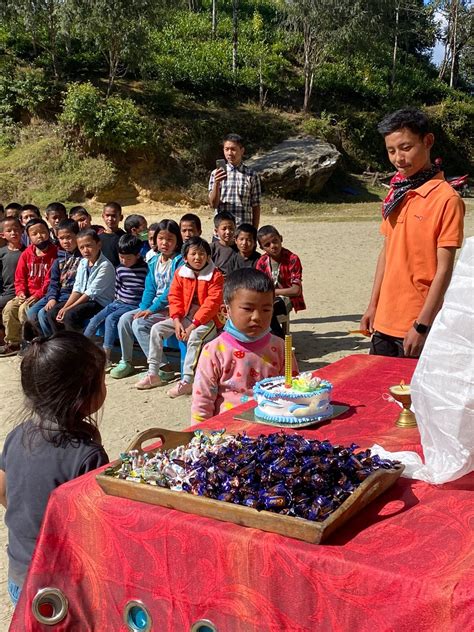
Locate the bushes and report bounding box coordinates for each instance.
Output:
[0,124,117,206]
[59,82,151,152]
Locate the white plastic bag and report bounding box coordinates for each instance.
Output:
[372,237,474,484]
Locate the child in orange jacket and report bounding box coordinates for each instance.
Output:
[135,237,224,397]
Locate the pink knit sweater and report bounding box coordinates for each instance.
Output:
[191,331,289,423]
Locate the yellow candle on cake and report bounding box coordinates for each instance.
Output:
[284,334,292,388]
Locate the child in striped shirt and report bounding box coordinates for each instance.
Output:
[84,235,148,368]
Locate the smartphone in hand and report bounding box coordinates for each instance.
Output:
[216,159,227,171]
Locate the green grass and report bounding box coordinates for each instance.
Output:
[0,124,116,207]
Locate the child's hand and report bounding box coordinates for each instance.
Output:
[56,307,68,321]
[360,307,376,334]
[17,293,26,303]
[184,323,196,340]
[44,299,57,311]
[25,296,37,306]
[133,309,152,320]
[215,168,227,183]
[174,321,186,340]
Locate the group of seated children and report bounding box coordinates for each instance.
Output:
[0,200,305,403]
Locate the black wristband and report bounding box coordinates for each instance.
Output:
[413,321,430,335]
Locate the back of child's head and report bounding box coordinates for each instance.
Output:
[45,202,67,217]
[235,223,257,241]
[148,222,159,234]
[257,224,280,245]
[154,218,183,252]
[57,218,79,234]
[118,233,142,255]
[21,204,41,218]
[5,202,22,218]
[69,205,89,218]
[224,268,274,305]
[124,214,146,233]
[25,217,49,236]
[21,323,106,443]
[182,236,211,259]
[214,211,236,229]
[77,228,100,242]
[180,213,202,232]
[377,108,430,138]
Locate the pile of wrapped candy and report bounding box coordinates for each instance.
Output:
[111,430,399,522]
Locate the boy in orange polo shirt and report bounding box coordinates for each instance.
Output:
[361,108,464,358]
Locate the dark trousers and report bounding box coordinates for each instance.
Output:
[47,300,102,333]
[270,297,289,339]
[369,331,406,357]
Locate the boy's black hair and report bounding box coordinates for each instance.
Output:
[21,324,105,444]
[21,204,41,217]
[257,224,281,245]
[0,204,3,214]
[213,211,236,229]
[182,236,211,259]
[45,202,67,216]
[103,201,122,214]
[5,202,22,212]
[223,133,244,147]
[57,219,79,235]
[25,217,49,235]
[118,233,142,255]
[180,212,202,232]
[148,222,159,233]
[235,222,257,241]
[224,268,274,304]
[124,214,146,233]
[153,219,183,252]
[77,228,100,243]
[69,205,89,218]
[0,217,23,231]
[377,108,430,138]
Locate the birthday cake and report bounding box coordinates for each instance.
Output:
[253,372,333,424]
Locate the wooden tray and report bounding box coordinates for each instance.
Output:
[96,428,405,544]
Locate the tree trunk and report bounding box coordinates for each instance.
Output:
[232,0,239,75]
[211,0,217,38]
[390,0,400,91]
[449,0,459,87]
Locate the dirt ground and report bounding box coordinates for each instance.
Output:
[0,206,472,627]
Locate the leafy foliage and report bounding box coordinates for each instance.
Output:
[59,83,151,152]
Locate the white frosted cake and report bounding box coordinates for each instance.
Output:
[253,372,333,424]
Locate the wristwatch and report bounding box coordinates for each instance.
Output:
[413,321,431,335]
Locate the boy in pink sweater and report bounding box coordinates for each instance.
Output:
[192,268,293,423]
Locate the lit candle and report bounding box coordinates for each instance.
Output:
[390,384,411,395]
[284,334,292,389]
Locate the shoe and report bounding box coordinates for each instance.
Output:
[135,373,164,390]
[110,360,134,379]
[0,343,20,357]
[167,380,193,398]
[158,368,176,382]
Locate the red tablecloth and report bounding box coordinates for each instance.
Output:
[11,355,474,631]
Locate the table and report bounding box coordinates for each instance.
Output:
[11,355,474,631]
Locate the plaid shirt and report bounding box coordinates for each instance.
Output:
[256,247,306,312]
[209,162,262,225]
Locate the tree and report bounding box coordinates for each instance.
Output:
[437,0,474,87]
[2,0,63,79]
[281,0,361,112]
[64,0,159,96]
[232,0,239,75]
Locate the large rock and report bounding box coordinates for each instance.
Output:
[246,136,341,196]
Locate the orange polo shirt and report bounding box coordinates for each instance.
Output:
[374,173,465,338]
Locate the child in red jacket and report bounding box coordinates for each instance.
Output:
[1,219,57,355]
[135,237,224,397]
